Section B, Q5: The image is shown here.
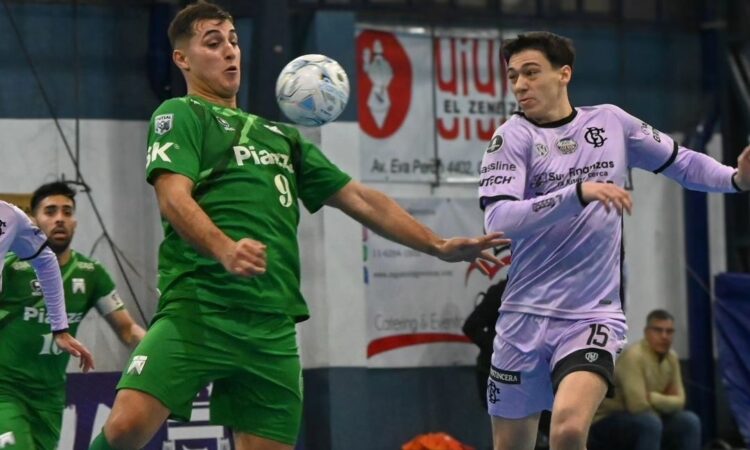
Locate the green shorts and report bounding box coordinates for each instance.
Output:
[0,394,61,450]
[117,299,302,445]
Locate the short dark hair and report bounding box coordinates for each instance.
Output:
[31,182,76,213]
[646,309,674,324]
[501,31,575,69]
[168,1,234,49]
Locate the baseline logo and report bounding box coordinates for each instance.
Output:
[154,114,173,136]
[535,143,549,157]
[585,352,599,363]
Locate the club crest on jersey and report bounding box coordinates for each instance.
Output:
[585,351,599,363]
[216,116,235,132]
[486,134,504,153]
[72,278,86,294]
[584,127,607,148]
[0,219,6,237]
[154,114,173,136]
[535,143,549,157]
[556,138,577,155]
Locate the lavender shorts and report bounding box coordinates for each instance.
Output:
[487,311,627,419]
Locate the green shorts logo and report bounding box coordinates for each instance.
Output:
[127,355,148,375]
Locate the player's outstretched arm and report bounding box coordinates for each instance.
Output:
[734,145,750,191]
[153,172,267,277]
[325,180,509,267]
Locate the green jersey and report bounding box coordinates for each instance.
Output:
[0,251,121,409]
[145,95,351,320]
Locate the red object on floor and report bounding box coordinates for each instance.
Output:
[402,432,475,450]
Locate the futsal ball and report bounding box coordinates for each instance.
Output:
[275,54,350,127]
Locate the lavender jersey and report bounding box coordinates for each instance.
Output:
[0,201,69,331]
[480,105,740,320]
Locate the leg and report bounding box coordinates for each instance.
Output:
[549,371,607,450]
[234,433,294,450]
[101,389,171,449]
[492,414,541,450]
[588,411,661,450]
[0,399,35,450]
[661,410,701,450]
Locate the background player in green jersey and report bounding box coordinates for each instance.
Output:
[0,182,146,450]
[89,2,509,449]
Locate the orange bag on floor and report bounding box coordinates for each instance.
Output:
[401,432,475,450]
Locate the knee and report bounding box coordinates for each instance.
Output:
[104,414,150,449]
[673,410,702,436]
[632,411,663,439]
[550,420,588,450]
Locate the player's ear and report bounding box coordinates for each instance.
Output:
[173,49,189,71]
[559,65,572,85]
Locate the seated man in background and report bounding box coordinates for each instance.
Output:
[0,182,146,450]
[588,309,701,450]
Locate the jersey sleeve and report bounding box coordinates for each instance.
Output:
[91,261,123,316]
[605,104,678,172]
[610,105,739,193]
[478,122,530,208]
[289,128,352,213]
[3,203,47,259]
[146,98,204,184]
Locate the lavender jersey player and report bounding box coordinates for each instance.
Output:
[481,104,739,321]
[479,105,741,420]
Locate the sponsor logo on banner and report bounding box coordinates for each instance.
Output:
[358,31,412,138]
[154,114,173,136]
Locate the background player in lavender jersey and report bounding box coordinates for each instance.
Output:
[0,200,94,372]
[479,32,750,450]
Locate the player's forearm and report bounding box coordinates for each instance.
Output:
[158,192,235,262]
[484,183,584,239]
[28,247,69,332]
[661,149,741,193]
[337,186,443,256]
[121,324,146,350]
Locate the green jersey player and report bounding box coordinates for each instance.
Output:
[90,2,508,450]
[0,182,145,450]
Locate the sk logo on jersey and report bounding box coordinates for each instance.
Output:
[127,355,148,375]
[30,279,42,296]
[154,114,173,135]
[584,127,607,148]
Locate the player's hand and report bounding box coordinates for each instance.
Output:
[734,145,750,191]
[54,332,94,373]
[580,182,633,215]
[433,232,511,271]
[220,238,267,277]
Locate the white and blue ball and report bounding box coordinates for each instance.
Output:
[275,54,350,127]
